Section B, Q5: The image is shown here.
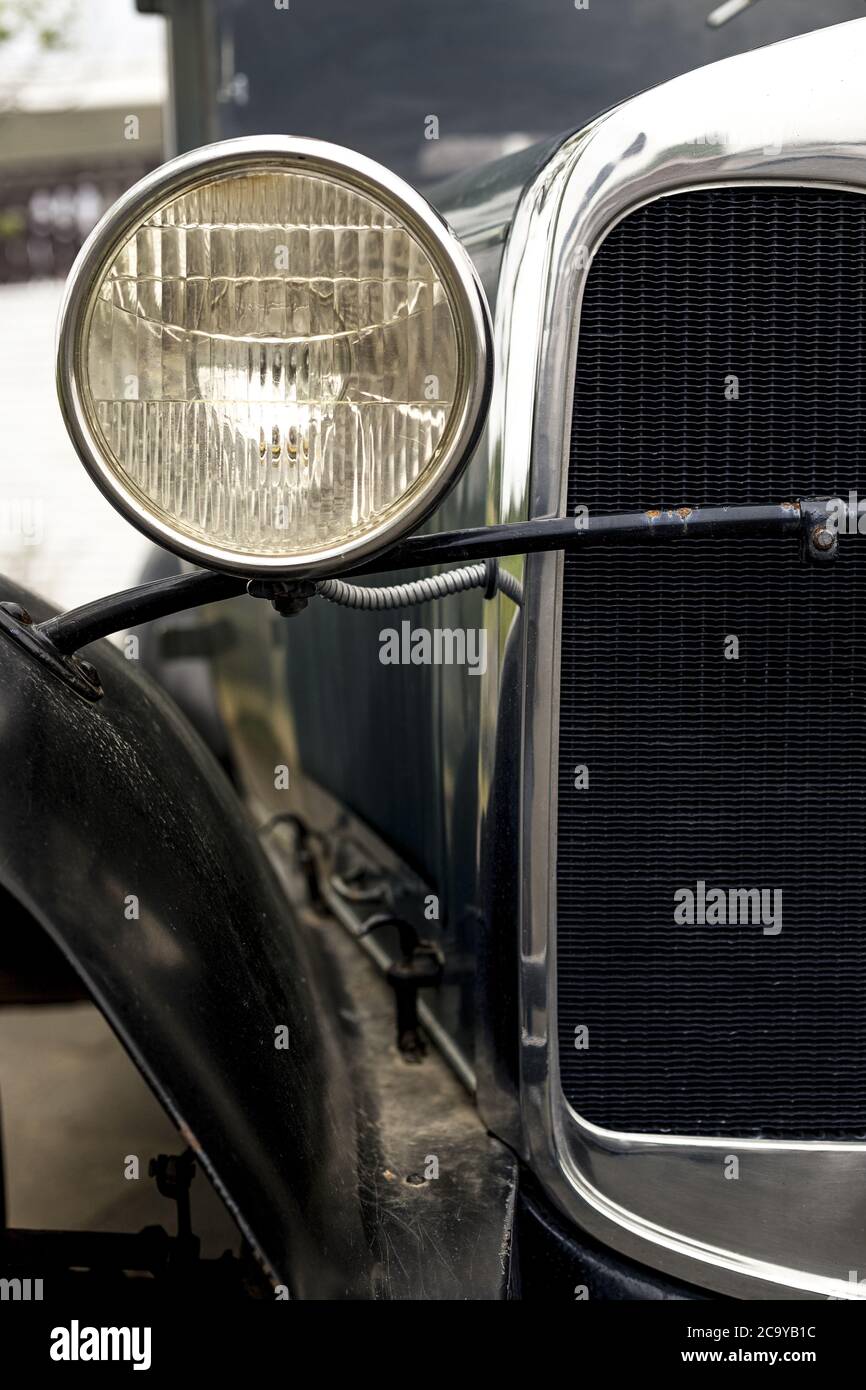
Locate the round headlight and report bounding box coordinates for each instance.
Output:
[57,137,492,576]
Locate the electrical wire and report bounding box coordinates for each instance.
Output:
[315,560,523,610]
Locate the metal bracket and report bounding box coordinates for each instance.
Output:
[801,497,840,563]
[0,602,103,701]
[148,1148,199,1264]
[246,577,320,615]
[359,914,444,1062]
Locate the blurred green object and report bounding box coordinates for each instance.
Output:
[0,0,71,49]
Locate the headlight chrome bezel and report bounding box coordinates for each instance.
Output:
[57,135,493,578]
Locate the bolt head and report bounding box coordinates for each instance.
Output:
[812,526,836,552]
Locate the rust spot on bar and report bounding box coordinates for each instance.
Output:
[645,509,661,519]
[675,507,693,519]
[780,500,800,512]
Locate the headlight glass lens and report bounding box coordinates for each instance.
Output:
[81,167,460,560]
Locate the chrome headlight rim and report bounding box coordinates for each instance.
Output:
[56,135,493,578]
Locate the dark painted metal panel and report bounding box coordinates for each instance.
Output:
[178,0,861,185]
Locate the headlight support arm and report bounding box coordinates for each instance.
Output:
[0,495,843,699]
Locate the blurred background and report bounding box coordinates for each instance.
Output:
[0,0,165,608]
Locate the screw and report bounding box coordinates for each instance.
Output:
[405,1173,426,1186]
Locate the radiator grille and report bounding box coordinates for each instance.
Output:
[556,186,866,1137]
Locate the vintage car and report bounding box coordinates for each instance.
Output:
[0,9,864,1301]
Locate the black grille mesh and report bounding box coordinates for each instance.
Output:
[556,187,866,1137]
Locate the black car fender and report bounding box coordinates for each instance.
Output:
[0,577,372,1296]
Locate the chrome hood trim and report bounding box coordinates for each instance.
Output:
[501,19,866,1298]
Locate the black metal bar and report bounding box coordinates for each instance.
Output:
[36,568,247,655]
[359,500,806,575]
[16,497,827,660]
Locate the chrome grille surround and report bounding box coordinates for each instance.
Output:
[503,19,866,1298]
